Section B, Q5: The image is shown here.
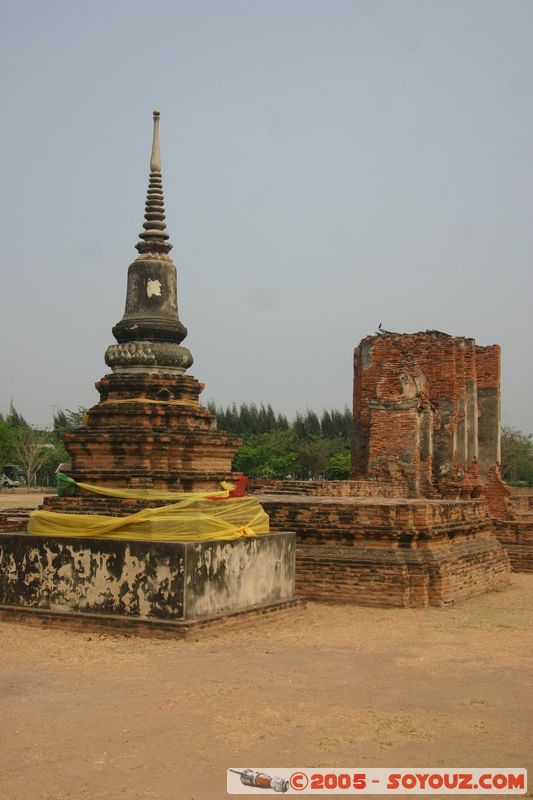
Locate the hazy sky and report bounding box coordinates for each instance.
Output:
[1,0,532,433]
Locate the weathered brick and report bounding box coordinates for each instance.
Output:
[352,331,501,496]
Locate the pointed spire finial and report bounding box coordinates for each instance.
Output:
[150,110,161,173]
[136,109,172,254]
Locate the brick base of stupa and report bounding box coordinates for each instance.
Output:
[47,370,242,503]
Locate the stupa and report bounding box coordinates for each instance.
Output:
[51,110,241,497]
[0,112,297,637]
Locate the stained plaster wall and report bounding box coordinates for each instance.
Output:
[0,531,295,622]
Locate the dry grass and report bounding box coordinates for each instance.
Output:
[0,575,532,800]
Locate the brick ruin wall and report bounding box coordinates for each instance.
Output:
[352,332,502,502]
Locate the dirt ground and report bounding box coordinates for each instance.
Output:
[0,575,532,800]
[0,492,46,509]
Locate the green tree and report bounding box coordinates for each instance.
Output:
[6,401,27,428]
[0,421,16,471]
[304,410,321,439]
[332,408,352,439]
[321,410,334,438]
[293,412,307,439]
[501,426,533,484]
[207,401,353,481]
[296,438,333,479]
[276,412,289,430]
[10,426,56,487]
[233,430,299,479]
[325,451,351,479]
[53,407,86,437]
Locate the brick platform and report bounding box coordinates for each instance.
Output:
[494,519,533,573]
[256,493,511,607]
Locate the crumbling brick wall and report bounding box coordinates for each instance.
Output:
[484,465,512,520]
[352,331,501,498]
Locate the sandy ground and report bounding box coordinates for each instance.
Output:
[0,492,46,510]
[0,576,532,800]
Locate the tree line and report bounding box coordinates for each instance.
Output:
[0,400,532,486]
[206,402,353,480]
[0,401,353,485]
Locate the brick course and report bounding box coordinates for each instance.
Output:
[249,478,408,498]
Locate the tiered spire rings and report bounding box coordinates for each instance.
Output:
[136,110,172,254]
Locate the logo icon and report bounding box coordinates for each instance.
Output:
[229,769,289,793]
